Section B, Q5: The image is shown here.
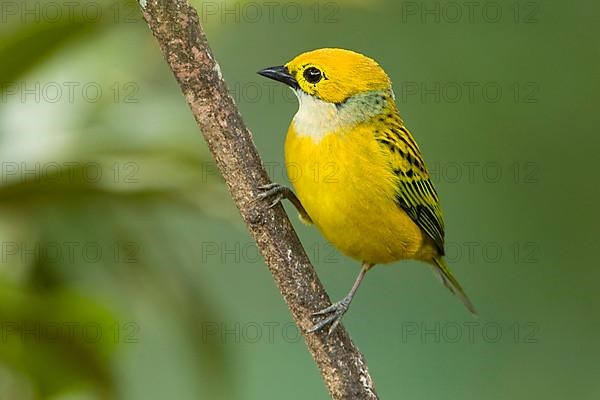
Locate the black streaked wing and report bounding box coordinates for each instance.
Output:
[395,179,445,255]
[375,123,446,254]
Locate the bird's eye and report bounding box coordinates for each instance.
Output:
[303,67,323,84]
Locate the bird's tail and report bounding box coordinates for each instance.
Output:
[431,256,477,316]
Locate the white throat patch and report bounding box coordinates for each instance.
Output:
[291,89,342,142]
[290,88,391,143]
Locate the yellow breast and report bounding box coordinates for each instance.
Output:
[285,122,430,264]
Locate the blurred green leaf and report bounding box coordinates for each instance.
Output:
[0,20,99,89]
[0,283,116,397]
[0,153,235,399]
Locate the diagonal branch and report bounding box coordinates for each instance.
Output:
[138,1,378,398]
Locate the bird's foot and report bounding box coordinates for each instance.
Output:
[256,182,314,224]
[307,296,352,335]
[256,183,288,208]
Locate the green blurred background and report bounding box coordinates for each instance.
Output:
[0,0,598,398]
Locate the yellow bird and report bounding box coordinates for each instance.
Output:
[257,48,476,334]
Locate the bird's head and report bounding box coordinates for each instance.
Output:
[258,48,391,104]
[258,48,397,138]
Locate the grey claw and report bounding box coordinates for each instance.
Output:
[256,191,271,201]
[256,183,277,200]
[328,318,342,335]
[258,183,280,191]
[312,302,340,316]
[268,194,283,208]
[256,183,287,208]
[307,311,343,335]
[307,299,350,335]
[307,315,335,333]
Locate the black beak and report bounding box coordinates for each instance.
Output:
[257,65,299,89]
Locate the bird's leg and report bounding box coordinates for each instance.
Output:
[256,183,312,224]
[308,263,373,335]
